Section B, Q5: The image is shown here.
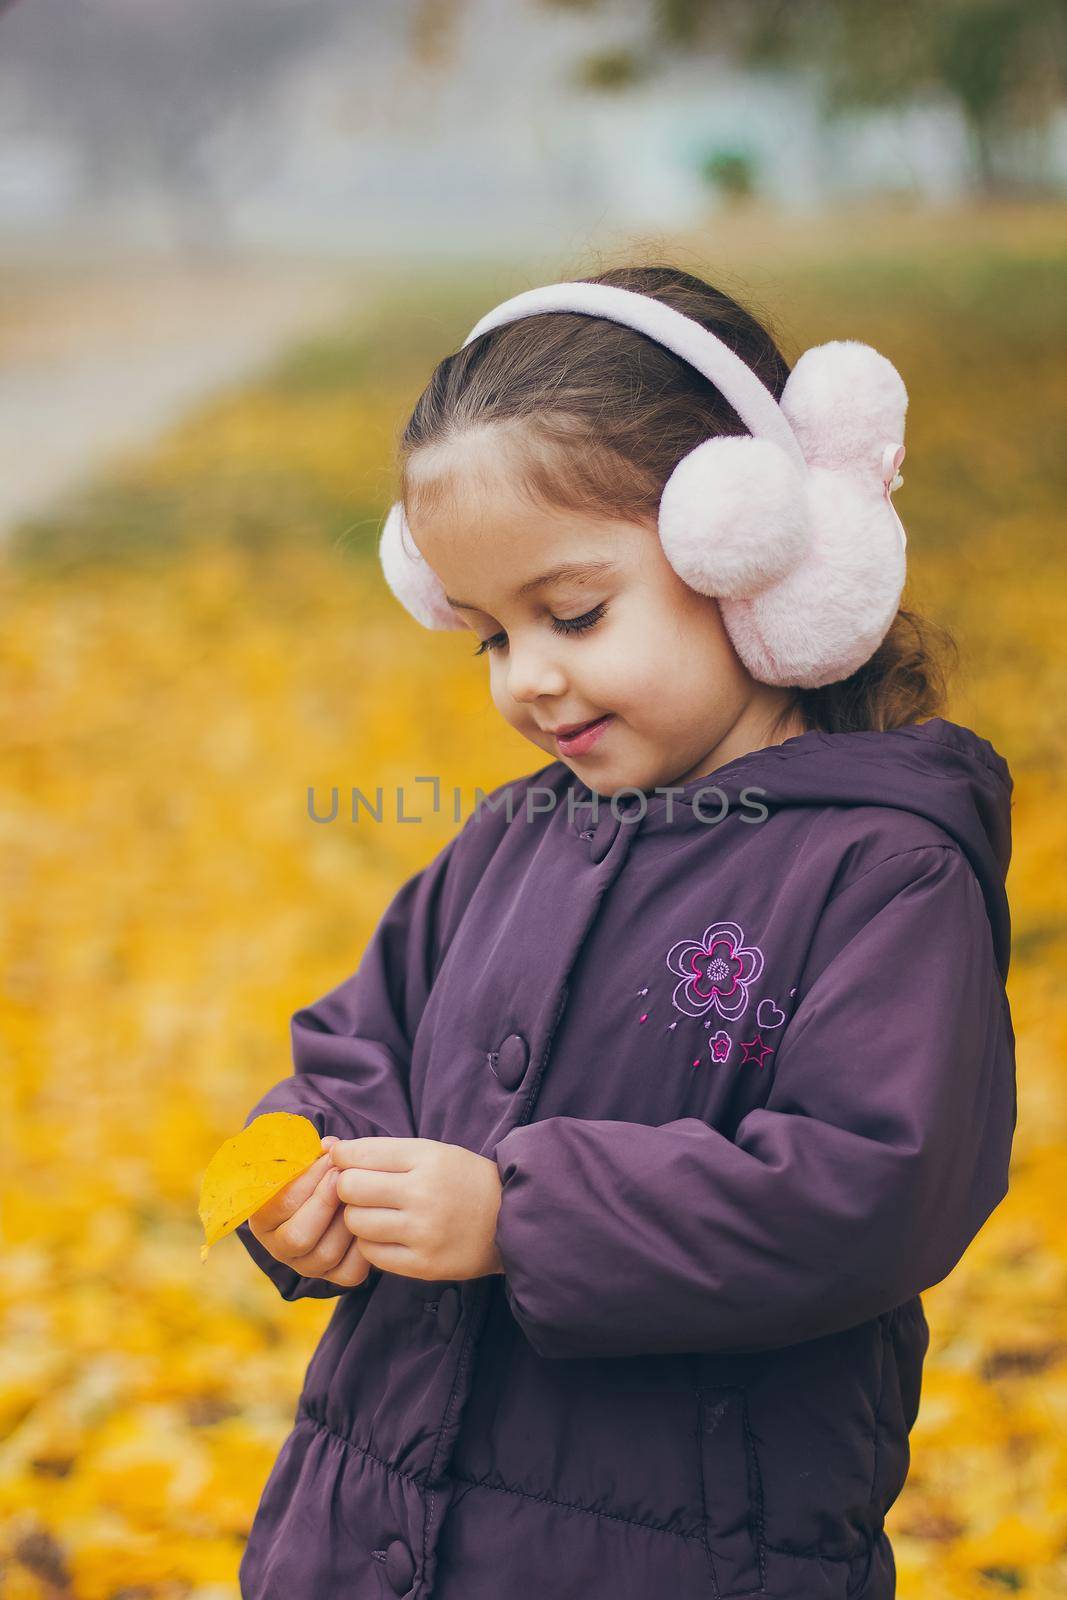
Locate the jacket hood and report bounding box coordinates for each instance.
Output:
[563,716,1014,981]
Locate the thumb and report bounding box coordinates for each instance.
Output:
[320,1134,341,1153]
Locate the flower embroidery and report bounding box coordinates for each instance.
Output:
[709,1030,732,1063]
[666,921,765,1022]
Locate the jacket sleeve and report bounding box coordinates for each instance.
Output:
[491,844,1017,1358]
[236,819,474,1301]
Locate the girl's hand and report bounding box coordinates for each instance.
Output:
[247,1135,373,1288]
[329,1137,506,1282]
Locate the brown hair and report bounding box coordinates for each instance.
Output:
[398,263,956,736]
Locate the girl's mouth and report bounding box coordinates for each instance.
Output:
[555,715,615,756]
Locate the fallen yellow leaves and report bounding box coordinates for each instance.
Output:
[198,1112,322,1260]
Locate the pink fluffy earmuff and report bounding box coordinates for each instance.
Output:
[378,281,908,689]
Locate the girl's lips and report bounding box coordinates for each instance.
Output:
[556,714,614,756]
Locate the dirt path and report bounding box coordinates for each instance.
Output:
[0,258,364,537]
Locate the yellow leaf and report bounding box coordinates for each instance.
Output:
[198,1112,323,1261]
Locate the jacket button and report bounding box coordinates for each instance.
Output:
[491,1032,529,1089]
[588,812,621,863]
[384,1538,415,1595]
[436,1285,460,1340]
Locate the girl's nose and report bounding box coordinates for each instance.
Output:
[505,638,568,704]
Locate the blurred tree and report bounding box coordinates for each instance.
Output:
[574,46,652,91]
[544,0,1067,195]
[699,144,759,204]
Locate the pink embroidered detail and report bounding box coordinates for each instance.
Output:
[709,1030,731,1063]
[739,1033,774,1070]
[666,921,765,1022]
[756,998,786,1030]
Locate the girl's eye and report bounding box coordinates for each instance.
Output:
[472,602,607,657]
[552,601,608,639]
[472,632,506,657]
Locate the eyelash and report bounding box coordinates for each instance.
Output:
[472,602,608,657]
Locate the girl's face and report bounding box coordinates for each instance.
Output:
[405,428,805,795]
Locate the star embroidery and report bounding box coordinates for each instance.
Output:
[738,1033,774,1070]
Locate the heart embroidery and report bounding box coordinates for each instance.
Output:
[756,998,786,1030]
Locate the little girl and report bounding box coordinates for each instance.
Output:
[235,265,1017,1600]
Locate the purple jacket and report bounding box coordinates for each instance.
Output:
[235,717,1016,1600]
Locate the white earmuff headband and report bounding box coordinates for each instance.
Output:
[379,280,908,689]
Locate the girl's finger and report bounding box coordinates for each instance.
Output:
[348,1240,420,1276]
[271,1167,342,1259]
[248,1152,334,1237]
[335,1167,405,1208]
[289,1202,355,1277]
[326,1237,374,1287]
[329,1137,416,1172]
[342,1204,410,1244]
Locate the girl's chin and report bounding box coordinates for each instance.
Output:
[563,756,660,798]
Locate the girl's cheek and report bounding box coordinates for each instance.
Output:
[489,675,513,721]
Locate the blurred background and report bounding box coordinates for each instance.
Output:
[1,2,1065,1596]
